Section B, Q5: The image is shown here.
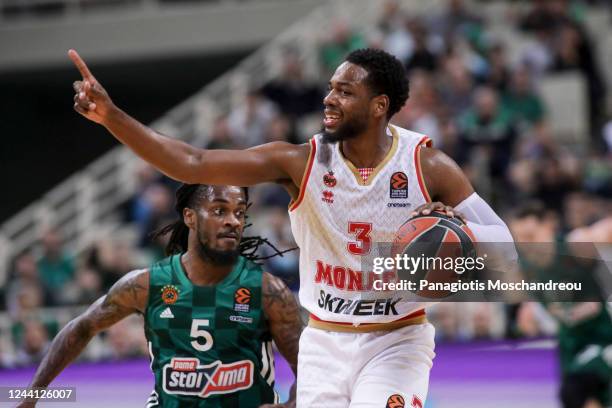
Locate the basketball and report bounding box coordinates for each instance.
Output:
[391,212,477,297]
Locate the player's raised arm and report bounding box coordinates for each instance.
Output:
[16,269,149,407]
[68,49,308,187]
[260,272,302,408]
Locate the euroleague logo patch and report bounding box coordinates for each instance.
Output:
[234,288,251,312]
[390,171,408,199]
[386,394,405,408]
[161,285,180,305]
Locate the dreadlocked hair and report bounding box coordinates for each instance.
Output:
[150,183,294,263]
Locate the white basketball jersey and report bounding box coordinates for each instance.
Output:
[288,125,432,324]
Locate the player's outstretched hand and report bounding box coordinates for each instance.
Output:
[411,201,466,224]
[68,49,114,125]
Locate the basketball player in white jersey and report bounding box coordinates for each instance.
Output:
[69,48,515,407]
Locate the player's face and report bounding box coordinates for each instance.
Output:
[190,186,247,265]
[322,62,373,143]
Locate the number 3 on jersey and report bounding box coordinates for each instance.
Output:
[190,319,213,351]
[347,222,372,255]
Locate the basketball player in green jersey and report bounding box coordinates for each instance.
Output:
[509,203,612,408]
[17,184,301,407]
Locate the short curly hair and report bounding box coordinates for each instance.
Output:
[345,48,409,119]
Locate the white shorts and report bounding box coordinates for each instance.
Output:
[297,322,436,408]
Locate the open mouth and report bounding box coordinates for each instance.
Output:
[324,111,342,128]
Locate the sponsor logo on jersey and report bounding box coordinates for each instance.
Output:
[314,260,397,292]
[322,190,334,204]
[161,285,180,305]
[317,289,400,316]
[229,315,253,324]
[234,288,251,312]
[386,394,405,408]
[162,357,254,398]
[387,202,412,208]
[160,307,175,319]
[323,171,337,188]
[390,172,408,199]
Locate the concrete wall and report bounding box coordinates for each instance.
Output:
[0,0,325,72]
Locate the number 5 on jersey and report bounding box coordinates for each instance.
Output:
[347,222,372,255]
[190,319,213,351]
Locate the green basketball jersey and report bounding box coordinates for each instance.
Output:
[144,254,278,407]
[519,238,612,379]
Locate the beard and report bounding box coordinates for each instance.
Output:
[195,238,240,266]
[321,115,369,144]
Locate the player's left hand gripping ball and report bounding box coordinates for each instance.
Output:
[411,201,466,223]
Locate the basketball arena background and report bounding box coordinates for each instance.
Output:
[1,0,611,406]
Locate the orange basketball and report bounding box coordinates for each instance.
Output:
[391,211,477,298]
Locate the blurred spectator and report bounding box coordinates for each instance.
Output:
[102,316,146,360]
[519,0,607,135]
[534,154,580,212]
[62,267,104,305]
[0,336,16,368]
[319,20,367,75]
[205,115,236,150]
[128,162,162,222]
[260,207,299,291]
[8,283,44,321]
[550,23,607,135]
[437,116,461,157]
[515,302,558,338]
[562,191,603,231]
[470,303,502,340]
[502,65,546,128]
[37,228,75,304]
[520,25,555,76]
[15,319,50,366]
[583,151,612,197]
[86,238,137,292]
[378,1,414,62]
[519,0,572,32]
[437,55,475,117]
[430,303,464,342]
[456,86,517,180]
[261,50,323,120]
[405,21,438,73]
[133,182,173,247]
[483,43,510,92]
[429,0,482,42]
[6,250,52,309]
[394,70,442,146]
[377,0,405,36]
[265,115,295,144]
[228,89,278,147]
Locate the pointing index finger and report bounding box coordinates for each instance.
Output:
[68,49,94,80]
